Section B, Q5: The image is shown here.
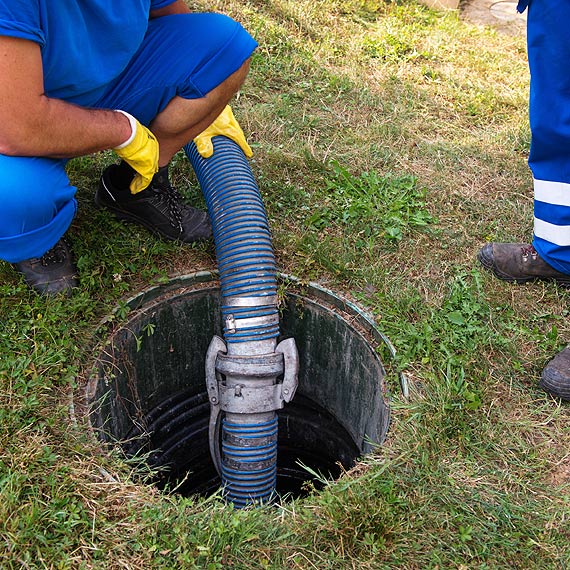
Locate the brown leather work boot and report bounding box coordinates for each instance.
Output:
[540,347,570,400]
[477,243,570,286]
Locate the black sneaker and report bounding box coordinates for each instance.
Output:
[14,238,78,295]
[95,162,212,243]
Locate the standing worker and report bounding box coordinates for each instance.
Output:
[478,0,570,400]
[0,1,256,294]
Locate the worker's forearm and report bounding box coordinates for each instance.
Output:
[0,97,132,158]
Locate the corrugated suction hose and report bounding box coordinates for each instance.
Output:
[185,136,298,507]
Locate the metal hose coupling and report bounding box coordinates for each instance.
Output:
[205,324,299,505]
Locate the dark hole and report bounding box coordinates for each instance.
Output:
[121,391,360,500]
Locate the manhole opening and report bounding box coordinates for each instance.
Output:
[117,391,360,499]
[85,274,390,501]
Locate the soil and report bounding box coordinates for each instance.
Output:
[461,0,527,35]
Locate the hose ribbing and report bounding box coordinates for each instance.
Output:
[185,136,279,506]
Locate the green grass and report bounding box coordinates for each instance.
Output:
[2,0,570,568]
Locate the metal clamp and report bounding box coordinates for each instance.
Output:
[216,351,284,379]
[218,382,286,414]
[275,337,299,403]
[205,335,300,475]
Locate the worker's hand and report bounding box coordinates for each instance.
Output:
[194,105,253,159]
[113,110,159,194]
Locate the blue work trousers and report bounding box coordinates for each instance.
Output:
[518,0,570,273]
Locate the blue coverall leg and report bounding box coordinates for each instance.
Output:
[0,156,76,263]
[521,0,570,274]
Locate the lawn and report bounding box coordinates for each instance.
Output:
[1,1,569,568]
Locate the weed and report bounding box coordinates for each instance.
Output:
[316,160,435,240]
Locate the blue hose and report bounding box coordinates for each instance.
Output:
[185,136,280,506]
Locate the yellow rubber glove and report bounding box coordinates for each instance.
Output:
[113,110,159,194]
[194,105,253,159]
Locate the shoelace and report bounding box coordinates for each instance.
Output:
[521,244,538,259]
[40,241,67,266]
[153,184,185,232]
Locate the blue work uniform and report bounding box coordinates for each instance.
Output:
[0,1,257,262]
[517,0,570,274]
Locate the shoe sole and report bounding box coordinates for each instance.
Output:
[539,375,570,400]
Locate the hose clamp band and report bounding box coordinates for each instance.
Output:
[224,313,279,334]
[223,295,278,308]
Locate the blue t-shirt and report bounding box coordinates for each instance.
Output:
[0,0,176,105]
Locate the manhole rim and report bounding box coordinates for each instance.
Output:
[73,271,396,497]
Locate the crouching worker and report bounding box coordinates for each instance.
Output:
[0,0,257,295]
